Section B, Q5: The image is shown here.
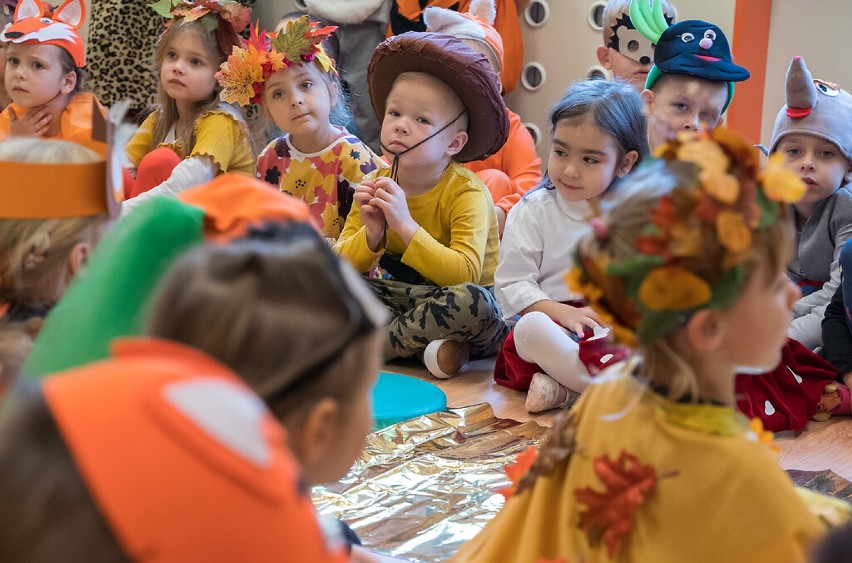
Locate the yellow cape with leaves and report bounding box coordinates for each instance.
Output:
[453,363,839,563]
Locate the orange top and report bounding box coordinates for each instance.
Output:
[0,92,108,156]
[44,338,347,563]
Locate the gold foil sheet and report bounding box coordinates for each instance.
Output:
[312,403,548,562]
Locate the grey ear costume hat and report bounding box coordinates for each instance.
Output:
[768,56,852,162]
[367,31,509,163]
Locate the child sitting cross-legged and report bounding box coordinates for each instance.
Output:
[217,17,385,240]
[454,128,850,562]
[334,32,510,378]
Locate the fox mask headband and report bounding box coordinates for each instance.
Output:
[0,0,86,67]
[150,0,251,59]
[216,16,338,107]
[629,0,748,112]
[567,128,805,347]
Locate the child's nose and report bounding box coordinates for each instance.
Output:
[787,279,802,306]
[801,152,816,170]
[683,114,700,131]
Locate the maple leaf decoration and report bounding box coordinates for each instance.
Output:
[575,451,669,558]
[271,15,337,66]
[498,447,538,500]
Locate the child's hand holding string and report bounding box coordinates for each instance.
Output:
[354,180,386,251]
[8,105,52,138]
[369,177,419,246]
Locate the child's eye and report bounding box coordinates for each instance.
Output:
[673,102,689,112]
[416,117,430,125]
[819,150,836,159]
[552,148,567,157]
[271,90,284,99]
[166,51,177,59]
[31,61,43,70]
[190,58,203,66]
[300,81,312,89]
[785,147,801,157]
[584,157,600,165]
[387,109,400,117]
[7,56,18,65]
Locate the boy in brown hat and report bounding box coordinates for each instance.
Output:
[334,31,510,378]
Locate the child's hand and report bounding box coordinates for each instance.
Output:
[369,177,419,245]
[354,180,386,251]
[8,106,51,138]
[554,304,601,336]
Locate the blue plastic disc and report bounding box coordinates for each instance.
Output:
[372,372,447,429]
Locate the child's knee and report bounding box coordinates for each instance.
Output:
[514,310,553,341]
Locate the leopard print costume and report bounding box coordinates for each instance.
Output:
[86,0,257,117]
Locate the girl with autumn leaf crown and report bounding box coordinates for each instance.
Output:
[122,0,255,209]
[216,16,385,240]
[454,129,851,563]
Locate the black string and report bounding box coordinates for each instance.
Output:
[379,110,466,183]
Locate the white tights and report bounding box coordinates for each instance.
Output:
[513,311,590,393]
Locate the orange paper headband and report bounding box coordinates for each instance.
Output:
[43,338,346,563]
[0,0,87,67]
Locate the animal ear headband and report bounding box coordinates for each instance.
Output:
[0,0,86,67]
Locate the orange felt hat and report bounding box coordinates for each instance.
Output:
[43,337,347,563]
[0,0,87,67]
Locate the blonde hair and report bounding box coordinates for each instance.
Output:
[151,22,233,152]
[576,160,792,400]
[0,139,107,385]
[146,222,386,426]
[601,0,675,47]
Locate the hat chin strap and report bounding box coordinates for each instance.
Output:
[380,110,466,182]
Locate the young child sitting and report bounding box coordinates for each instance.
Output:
[334,31,510,379]
[0,0,107,150]
[493,79,647,413]
[595,0,675,92]
[454,128,846,563]
[217,17,385,240]
[122,0,255,207]
[628,0,749,151]
[0,138,109,397]
[766,56,852,350]
[423,0,542,235]
[0,349,348,561]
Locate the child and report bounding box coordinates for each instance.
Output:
[595,0,675,91]
[0,138,109,397]
[334,32,510,379]
[423,0,542,235]
[627,0,749,151]
[0,0,107,151]
[823,240,852,390]
[0,355,349,561]
[122,0,254,206]
[217,17,385,240]
[146,222,387,488]
[766,56,852,349]
[493,79,647,412]
[454,128,846,563]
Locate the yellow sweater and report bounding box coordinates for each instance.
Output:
[126,106,254,175]
[334,162,499,287]
[454,365,840,563]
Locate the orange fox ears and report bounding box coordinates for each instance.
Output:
[13,0,86,30]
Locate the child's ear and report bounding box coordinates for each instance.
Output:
[845,161,852,184]
[60,70,77,95]
[445,130,469,157]
[596,45,612,69]
[328,79,339,108]
[289,398,339,473]
[640,89,655,114]
[684,309,724,353]
[67,241,90,276]
[618,150,640,177]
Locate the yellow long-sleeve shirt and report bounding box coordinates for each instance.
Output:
[334,162,499,287]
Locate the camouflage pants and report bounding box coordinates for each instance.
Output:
[366,278,509,360]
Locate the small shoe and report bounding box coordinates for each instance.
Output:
[423,338,470,379]
[525,372,581,413]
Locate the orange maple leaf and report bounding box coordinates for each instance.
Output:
[574,451,659,557]
[498,447,538,500]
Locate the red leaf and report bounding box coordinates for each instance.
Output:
[498,447,538,500]
[574,451,659,557]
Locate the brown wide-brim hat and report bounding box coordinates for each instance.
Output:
[368,31,509,163]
